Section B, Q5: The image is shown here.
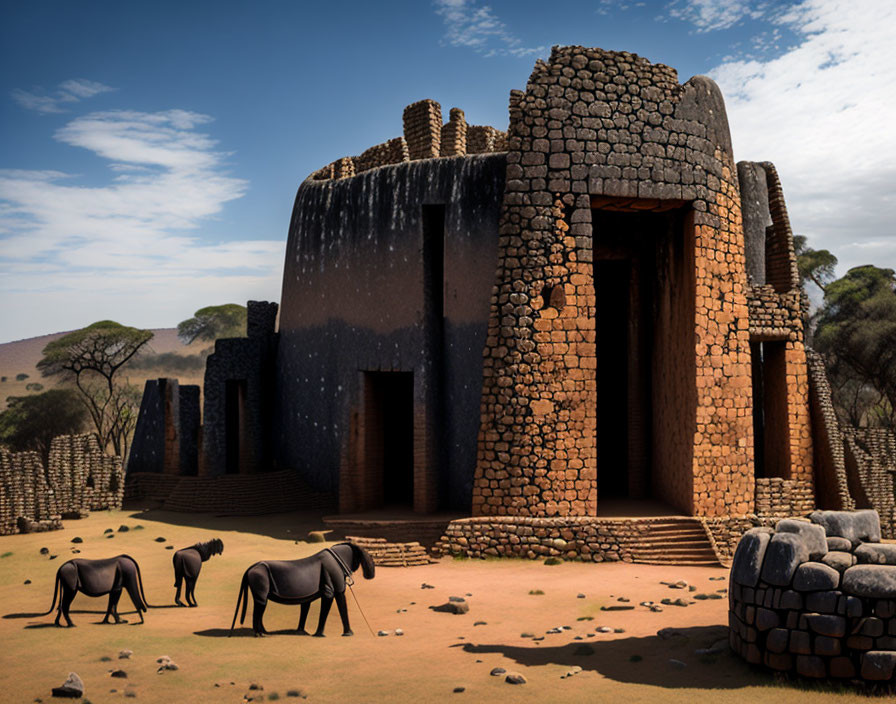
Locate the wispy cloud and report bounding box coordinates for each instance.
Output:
[665,0,769,32]
[11,78,114,114]
[433,0,546,57]
[0,109,283,341]
[710,0,896,273]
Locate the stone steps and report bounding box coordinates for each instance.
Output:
[346,536,437,567]
[627,519,722,566]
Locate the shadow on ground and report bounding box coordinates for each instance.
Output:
[123,504,331,542]
[456,625,756,690]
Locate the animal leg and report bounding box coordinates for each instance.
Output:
[57,586,76,628]
[297,602,311,634]
[335,591,353,636]
[252,599,269,637]
[104,588,124,624]
[123,580,144,624]
[313,596,333,637]
[187,578,197,607]
[174,578,185,607]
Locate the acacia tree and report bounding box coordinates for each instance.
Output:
[38,321,153,458]
[815,266,896,429]
[177,304,247,344]
[0,389,87,465]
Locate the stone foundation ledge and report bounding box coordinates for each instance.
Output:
[730,509,896,682]
[435,515,727,563]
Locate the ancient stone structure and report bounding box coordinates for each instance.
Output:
[0,434,123,534]
[730,510,896,682]
[126,46,894,551]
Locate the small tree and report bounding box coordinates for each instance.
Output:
[38,321,153,458]
[815,266,896,429]
[177,304,247,344]
[0,389,87,465]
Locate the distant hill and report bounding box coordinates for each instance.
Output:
[0,328,209,410]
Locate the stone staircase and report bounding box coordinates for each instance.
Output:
[346,536,436,567]
[627,518,721,566]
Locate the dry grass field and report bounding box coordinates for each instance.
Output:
[0,508,878,703]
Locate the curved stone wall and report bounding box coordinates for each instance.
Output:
[729,509,896,681]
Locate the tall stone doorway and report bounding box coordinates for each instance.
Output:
[363,371,415,509]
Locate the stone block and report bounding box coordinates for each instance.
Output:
[806,591,838,614]
[755,607,779,631]
[780,590,802,610]
[827,536,852,552]
[805,613,846,637]
[764,652,792,671]
[859,617,885,637]
[829,656,855,679]
[765,628,789,653]
[861,651,896,681]
[789,630,811,654]
[761,533,809,587]
[776,519,828,560]
[813,636,840,657]
[822,551,856,573]
[855,543,896,565]
[795,655,826,678]
[809,510,881,546]
[793,562,840,592]
[843,565,896,598]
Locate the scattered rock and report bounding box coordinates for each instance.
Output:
[394,628,404,636]
[660,598,689,607]
[663,580,688,589]
[688,585,697,592]
[528,590,544,595]
[709,576,726,581]
[421,583,435,589]
[595,626,612,633]
[377,630,390,637]
[453,686,465,693]
[70,537,82,544]
[562,666,583,678]
[155,656,178,672]
[165,545,174,550]
[489,668,506,677]
[51,672,84,698]
[154,537,166,543]
[249,683,263,690]
[132,525,144,530]
[118,525,129,533]
[100,657,112,662]
[473,621,487,626]
[448,596,465,602]
[110,670,127,679]
[577,593,585,599]
[432,600,469,615]
[504,673,527,685]
[105,535,114,539]
[49,555,57,560]
[614,628,625,633]
[285,690,306,698]
[71,549,80,553]
[669,659,687,669]
[40,547,49,555]
[600,605,634,611]
[520,632,535,638]
[24,579,31,584]
[104,528,113,534]
[576,616,593,621]
[118,650,132,659]
[649,605,664,612]
[544,557,562,565]
[617,596,630,602]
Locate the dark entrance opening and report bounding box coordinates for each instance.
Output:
[591,204,693,512]
[365,371,415,507]
[225,379,246,475]
[595,260,631,497]
[751,341,789,478]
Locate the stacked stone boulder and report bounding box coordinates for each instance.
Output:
[729,509,896,682]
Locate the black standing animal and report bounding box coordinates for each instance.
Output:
[173,538,223,607]
[42,555,149,627]
[229,542,375,637]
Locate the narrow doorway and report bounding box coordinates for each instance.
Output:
[364,371,415,508]
[751,341,789,478]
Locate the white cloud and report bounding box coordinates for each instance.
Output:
[11,78,114,114]
[666,0,767,32]
[709,0,896,275]
[433,0,546,57]
[0,109,283,342]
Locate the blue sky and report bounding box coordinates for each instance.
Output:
[1,0,894,343]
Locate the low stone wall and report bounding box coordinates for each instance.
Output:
[755,477,814,517]
[729,510,896,682]
[125,470,335,515]
[843,428,896,539]
[0,435,123,535]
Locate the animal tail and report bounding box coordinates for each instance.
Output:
[126,554,153,610]
[229,569,249,637]
[37,569,61,616]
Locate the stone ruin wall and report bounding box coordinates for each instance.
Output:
[729,511,896,683]
[0,434,123,535]
[843,428,896,538]
[471,46,764,519]
[310,99,508,181]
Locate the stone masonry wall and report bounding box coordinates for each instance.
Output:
[843,428,896,539]
[0,434,123,535]
[472,46,756,518]
[754,478,814,517]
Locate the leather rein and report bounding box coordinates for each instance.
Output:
[324,546,355,587]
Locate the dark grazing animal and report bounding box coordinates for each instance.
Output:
[42,554,149,627]
[173,538,223,607]
[229,542,375,637]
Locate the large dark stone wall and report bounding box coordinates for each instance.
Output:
[276,154,505,510]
